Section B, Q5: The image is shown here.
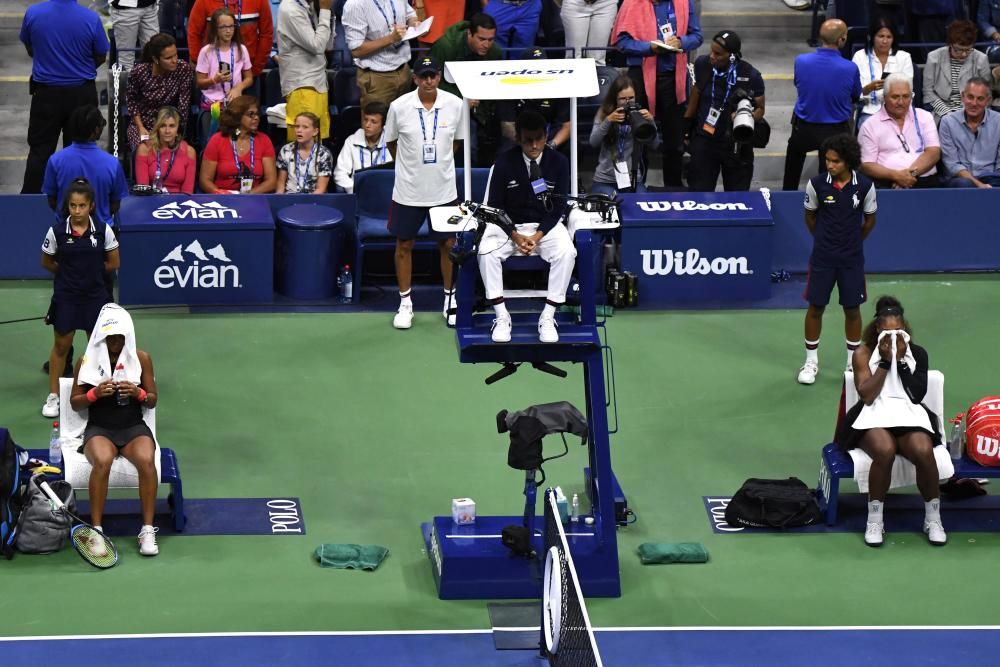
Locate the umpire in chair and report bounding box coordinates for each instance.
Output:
[479,110,576,345]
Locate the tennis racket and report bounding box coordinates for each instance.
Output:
[36,477,118,569]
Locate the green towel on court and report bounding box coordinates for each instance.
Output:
[638,542,709,564]
[314,544,389,570]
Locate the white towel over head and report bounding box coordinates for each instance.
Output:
[77,303,142,387]
[851,329,932,432]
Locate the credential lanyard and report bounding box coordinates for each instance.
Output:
[911,105,925,153]
[216,46,235,95]
[155,144,179,183]
[710,62,737,110]
[223,0,242,24]
[231,136,255,180]
[866,51,878,106]
[374,0,397,31]
[418,107,438,144]
[295,142,316,192]
[359,144,387,169]
[616,124,631,161]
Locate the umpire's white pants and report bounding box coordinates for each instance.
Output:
[478,222,577,303]
[110,4,160,70]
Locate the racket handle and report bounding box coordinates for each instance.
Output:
[36,478,67,510]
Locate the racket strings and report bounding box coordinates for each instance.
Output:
[71,526,118,569]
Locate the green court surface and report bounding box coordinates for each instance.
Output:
[2,274,999,637]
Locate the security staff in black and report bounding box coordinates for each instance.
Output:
[684,30,765,192]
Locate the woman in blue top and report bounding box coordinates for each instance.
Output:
[40,179,120,418]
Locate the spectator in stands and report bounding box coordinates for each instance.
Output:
[19,0,109,195]
[838,295,945,548]
[852,14,913,130]
[277,0,333,142]
[134,106,198,194]
[430,13,502,164]
[70,304,162,557]
[483,0,542,55]
[923,20,994,123]
[909,0,959,46]
[126,34,193,151]
[276,112,333,193]
[109,0,160,71]
[188,0,274,80]
[333,101,392,193]
[612,0,703,189]
[383,57,465,330]
[40,179,120,418]
[938,77,1000,187]
[195,9,254,111]
[561,0,617,64]
[978,0,1000,63]
[415,0,464,47]
[797,133,876,387]
[199,95,278,193]
[860,73,941,188]
[684,30,765,192]
[481,110,574,344]
[589,75,659,196]
[343,0,420,109]
[782,19,860,191]
[497,48,572,155]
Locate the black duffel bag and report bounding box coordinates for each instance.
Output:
[724,477,822,529]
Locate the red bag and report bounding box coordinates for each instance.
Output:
[966,396,1000,466]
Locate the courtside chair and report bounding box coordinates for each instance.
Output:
[817,369,952,525]
[56,377,187,531]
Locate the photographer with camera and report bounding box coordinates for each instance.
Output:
[589,75,660,196]
[684,31,765,192]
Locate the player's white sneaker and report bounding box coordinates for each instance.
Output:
[442,293,456,326]
[797,359,818,385]
[138,526,159,556]
[42,393,59,418]
[85,530,108,558]
[491,315,512,343]
[864,521,884,547]
[924,519,947,546]
[538,315,559,343]
[393,302,413,329]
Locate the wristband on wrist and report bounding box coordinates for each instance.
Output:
[877,359,891,370]
[86,387,98,403]
[138,388,148,403]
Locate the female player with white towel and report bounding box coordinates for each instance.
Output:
[837,296,945,548]
[70,303,161,557]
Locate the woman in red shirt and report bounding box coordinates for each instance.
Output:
[199,95,277,194]
[134,106,197,194]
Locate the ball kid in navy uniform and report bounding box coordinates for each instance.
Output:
[40,178,120,417]
[797,134,877,386]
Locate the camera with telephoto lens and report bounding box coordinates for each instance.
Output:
[621,101,657,145]
[731,89,755,143]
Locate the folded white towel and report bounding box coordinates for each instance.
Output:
[852,330,932,433]
[78,303,142,387]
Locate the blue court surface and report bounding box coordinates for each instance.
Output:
[3,628,1000,665]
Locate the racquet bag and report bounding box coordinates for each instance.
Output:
[966,396,1000,466]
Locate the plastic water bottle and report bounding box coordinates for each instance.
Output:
[571,494,580,523]
[338,265,353,303]
[49,421,62,466]
[950,416,964,461]
[113,367,129,406]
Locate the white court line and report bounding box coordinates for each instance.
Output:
[5,626,1000,642]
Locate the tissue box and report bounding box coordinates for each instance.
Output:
[452,498,476,525]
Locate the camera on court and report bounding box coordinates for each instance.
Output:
[622,101,657,145]
[731,90,756,143]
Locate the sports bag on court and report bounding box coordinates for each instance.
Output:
[1,427,28,560]
[725,477,822,529]
[966,396,1000,466]
[15,475,76,554]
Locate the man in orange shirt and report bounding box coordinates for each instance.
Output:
[187,0,274,78]
[414,0,464,46]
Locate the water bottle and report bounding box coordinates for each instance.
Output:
[113,367,129,407]
[338,265,353,303]
[950,416,964,461]
[49,421,62,466]
[571,493,580,523]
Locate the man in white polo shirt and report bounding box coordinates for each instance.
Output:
[384,56,465,330]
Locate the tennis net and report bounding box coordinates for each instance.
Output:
[541,489,603,667]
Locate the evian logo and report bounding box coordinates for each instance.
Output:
[152,199,238,219]
[641,249,751,276]
[154,240,241,288]
[637,200,751,212]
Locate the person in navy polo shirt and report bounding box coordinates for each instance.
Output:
[782,19,861,191]
[797,134,877,386]
[20,0,110,195]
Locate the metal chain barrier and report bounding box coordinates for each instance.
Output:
[111,63,122,159]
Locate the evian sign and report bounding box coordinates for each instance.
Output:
[641,249,751,276]
[152,199,238,219]
[154,240,241,288]
[636,200,751,212]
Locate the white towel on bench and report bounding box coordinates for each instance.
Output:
[848,445,954,494]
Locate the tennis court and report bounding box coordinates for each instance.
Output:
[3,274,1000,664]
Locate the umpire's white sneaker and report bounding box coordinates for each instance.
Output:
[393,302,413,329]
[138,526,159,556]
[42,392,59,418]
[797,359,818,385]
[864,521,884,547]
[538,315,559,343]
[491,315,512,343]
[924,519,947,546]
